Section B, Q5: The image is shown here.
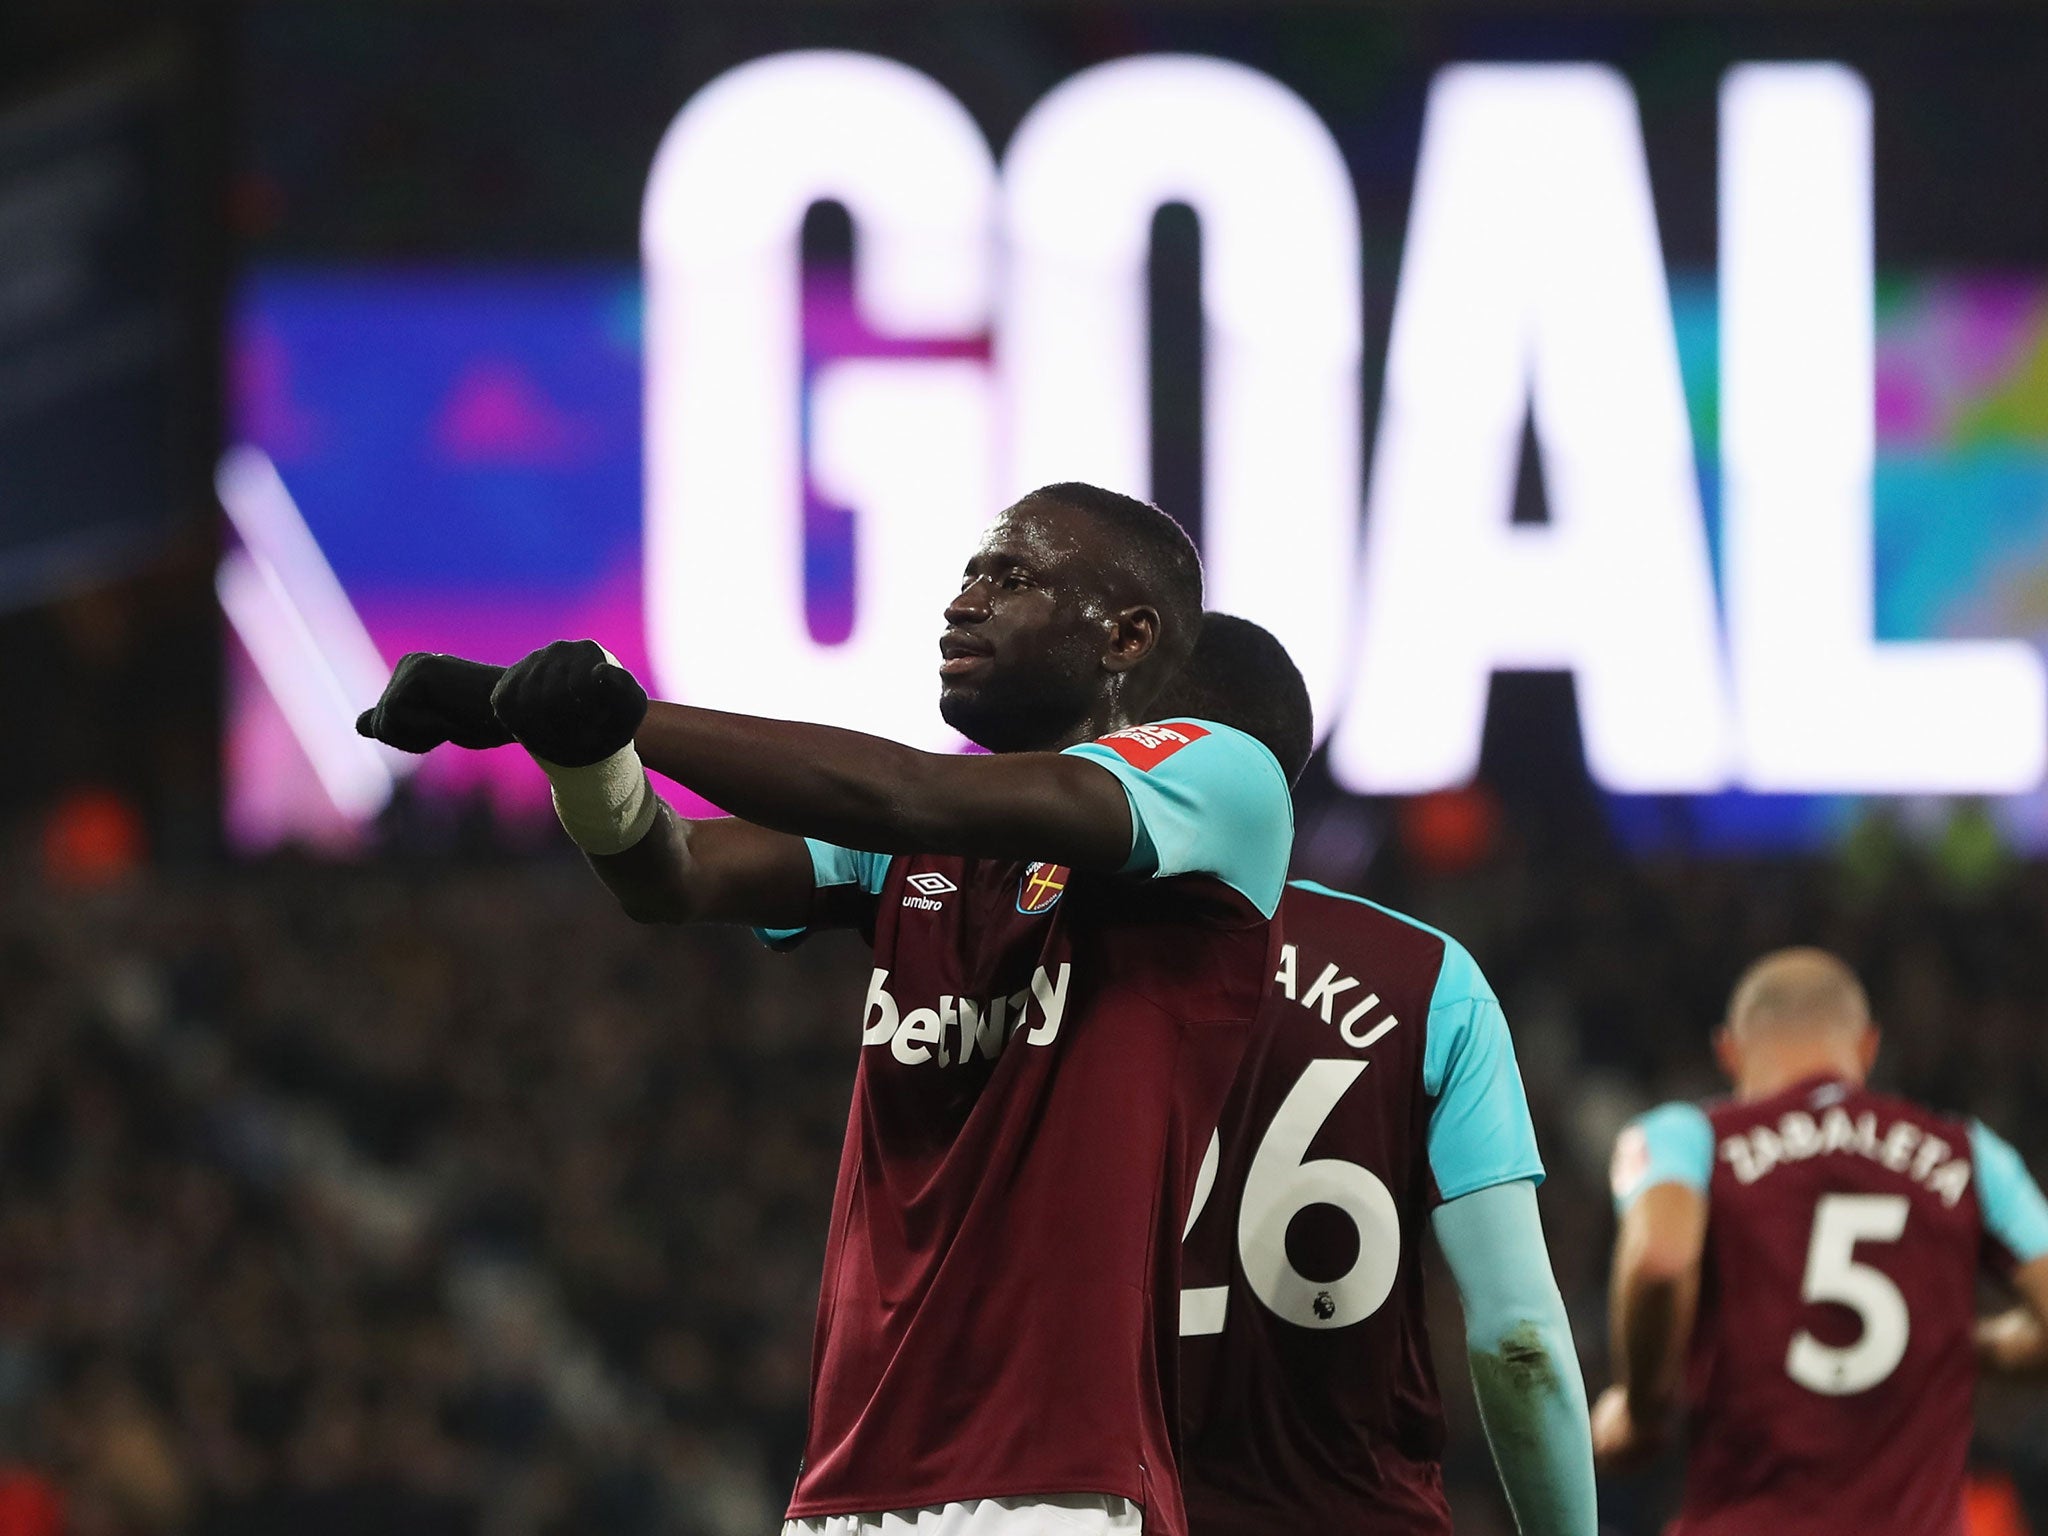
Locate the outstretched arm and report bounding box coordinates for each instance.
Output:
[476,642,1137,873]
[1431,1181,1598,1536]
[584,804,817,927]
[353,650,837,929]
[358,644,1141,927]
[1595,1179,1706,1470]
[631,700,1133,869]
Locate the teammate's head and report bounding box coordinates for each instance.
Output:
[1715,947,1879,1101]
[1154,612,1314,784]
[939,483,1204,752]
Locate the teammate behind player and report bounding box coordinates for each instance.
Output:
[1161,616,1596,1536]
[1596,947,2048,1536]
[357,484,1296,1536]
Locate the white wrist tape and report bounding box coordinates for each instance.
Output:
[536,743,661,855]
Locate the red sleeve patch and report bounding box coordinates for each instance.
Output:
[1094,720,1211,770]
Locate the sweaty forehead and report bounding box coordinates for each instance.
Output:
[971,502,1095,572]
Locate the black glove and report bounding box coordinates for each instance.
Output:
[356,653,514,753]
[490,639,649,767]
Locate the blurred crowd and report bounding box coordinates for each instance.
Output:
[2,799,2047,1536]
[0,846,855,1536]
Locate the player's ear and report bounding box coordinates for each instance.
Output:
[1102,603,1161,675]
[1859,1025,1881,1075]
[1712,1025,1740,1085]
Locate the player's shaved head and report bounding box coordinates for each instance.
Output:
[1717,946,1880,1101]
[1017,482,1204,680]
[1726,947,1871,1041]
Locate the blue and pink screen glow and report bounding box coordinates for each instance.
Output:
[227,267,2048,853]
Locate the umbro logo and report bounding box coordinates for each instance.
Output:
[902,872,956,912]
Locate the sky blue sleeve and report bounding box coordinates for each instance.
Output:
[753,839,891,950]
[1972,1120,2048,1266]
[1422,939,1545,1202]
[1059,719,1292,918]
[1431,1181,1597,1536]
[1610,1102,1715,1215]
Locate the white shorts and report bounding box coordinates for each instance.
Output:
[783,1494,1142,1536]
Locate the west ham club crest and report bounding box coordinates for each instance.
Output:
[1017,862,1069,914]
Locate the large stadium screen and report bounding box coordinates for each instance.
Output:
[223,9,2048,853]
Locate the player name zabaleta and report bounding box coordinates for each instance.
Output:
[1720,1100,1973,1205]
[860,966,1071,1067]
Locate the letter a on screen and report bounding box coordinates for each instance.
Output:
[1334,65,1732,795]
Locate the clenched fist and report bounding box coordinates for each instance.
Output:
[356,653,513,753]
[489,639,649,767]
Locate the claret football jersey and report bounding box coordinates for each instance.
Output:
[1614,1078,2048,1536]
[1179,881,1544,1536]
[760,720,1293,1535]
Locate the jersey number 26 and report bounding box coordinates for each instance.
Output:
[1181,1060,1400,1335]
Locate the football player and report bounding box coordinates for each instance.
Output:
[1162,614,1597,1536]
[1598,947,2048,1535]
[359,484,1295,1536]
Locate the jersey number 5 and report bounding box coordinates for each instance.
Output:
[1785,1193,1912,1396]
[1181,1059,1401,1335]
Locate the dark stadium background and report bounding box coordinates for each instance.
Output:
[4,3,2048,1533]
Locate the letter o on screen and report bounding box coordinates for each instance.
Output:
[999,55,1362,736]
